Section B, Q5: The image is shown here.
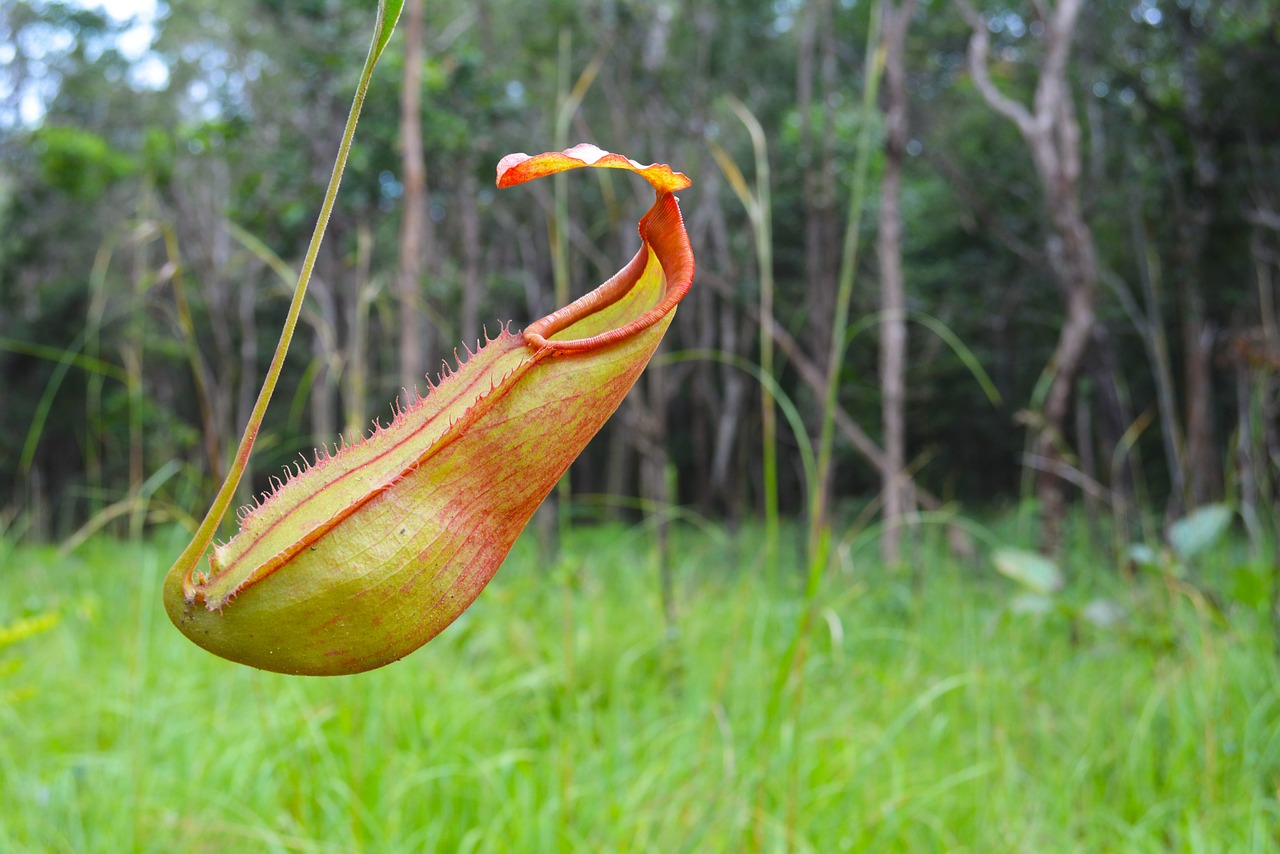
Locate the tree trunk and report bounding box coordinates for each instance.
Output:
[1035,283,1094,552]
[960,0,1098,555]
[1171,4,1223,510]
[1183,310,1218,507]
[877,0,916,565]
[344,223,374,438]
[397,0,430,404]
[460,161,484,348]
[308,246,341,449]
[797,0,842,534]
[796,0,837,369]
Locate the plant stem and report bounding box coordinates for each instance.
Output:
[168,3,402,593]
[808,5,885,564]
[717,98,780,576]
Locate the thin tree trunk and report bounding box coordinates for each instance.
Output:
[1075,371,1100,544]
[1183,311,1218,506]
[344,223,373,438]
[397,0,429,404]
[1084,324,1137,530]
[798,0,842,530]
[960,0,1098,555]
[1233,348,1257,549]
[1171,4,1222,509]
[460,162,484,347]
[1130,197,1188,512]
[796,0,832,366]
[234,244,257,500]
[308,255,340,448]
[1036,276,1094,553]
[877,0,916,565]
[696,170,752,519]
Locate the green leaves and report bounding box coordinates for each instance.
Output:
[35,126,136,200]
[1168,504,1233,563]
[372,0,406,63]
[992,547,1064,596]
[1125,503,1235,577]
[165,145,694,675]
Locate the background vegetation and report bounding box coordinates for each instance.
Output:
[3,0,1276,550]
[2,0,1280,849]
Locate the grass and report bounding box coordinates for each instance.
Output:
[2,520,1279,852]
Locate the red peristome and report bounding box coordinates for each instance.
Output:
[525,193,693,353]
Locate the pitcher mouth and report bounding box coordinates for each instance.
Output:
[497,144,694,356]
[522,194,694,355]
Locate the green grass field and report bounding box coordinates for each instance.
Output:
[2,521,1279,852]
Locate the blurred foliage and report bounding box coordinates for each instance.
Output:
[1,0,1278,541]
[0,609,59,705]
[2,525,1279,848]
[34,126,136,198]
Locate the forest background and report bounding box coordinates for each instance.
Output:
[2,0,1279,561]
[3,0,1280,566]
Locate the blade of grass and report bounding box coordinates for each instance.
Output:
[710,100,780,575]
[842,308,1003,406]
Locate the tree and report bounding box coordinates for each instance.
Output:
[396,0,432,404]
[957,0,1098,554]
[877,0,917,564]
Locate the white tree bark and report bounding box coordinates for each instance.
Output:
[958,0,1098,554]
